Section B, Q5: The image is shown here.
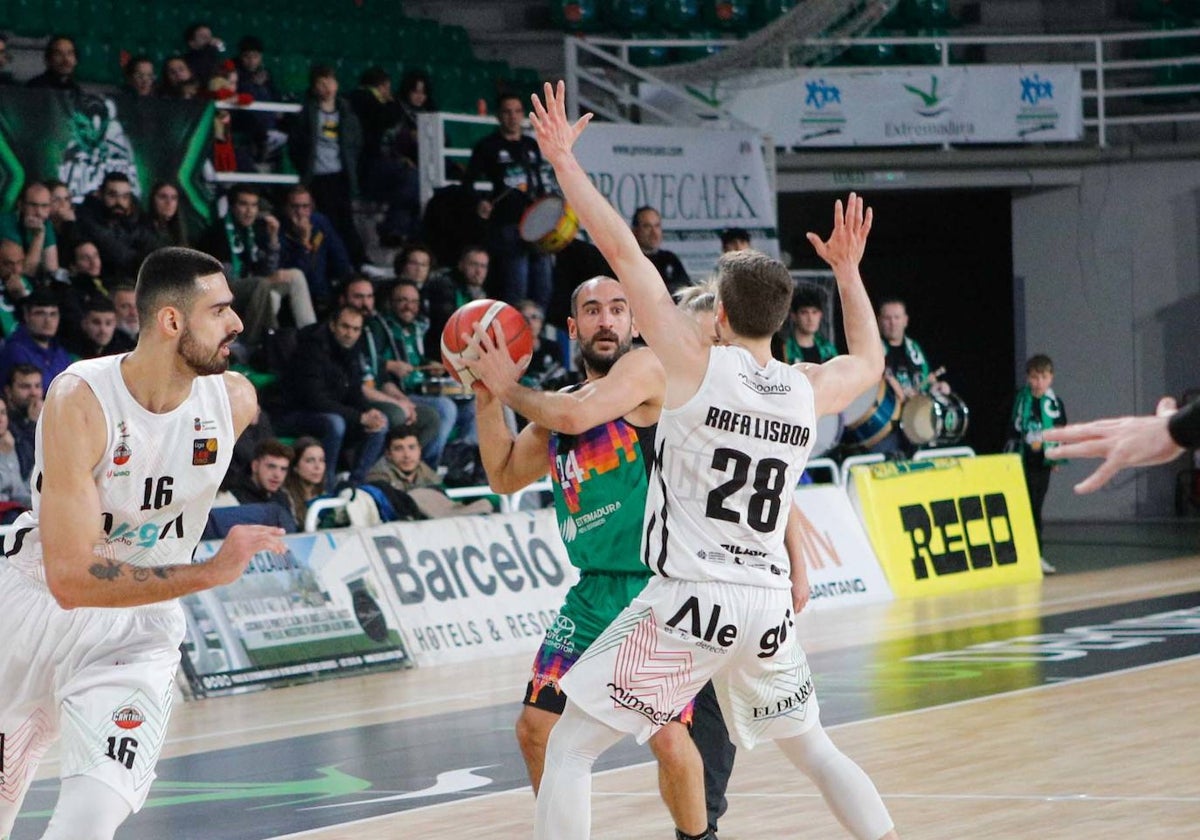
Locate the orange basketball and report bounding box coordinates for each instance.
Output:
[440,299,535,387]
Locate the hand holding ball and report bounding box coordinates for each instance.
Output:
[440,299,535,388]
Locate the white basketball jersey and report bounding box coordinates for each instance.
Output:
[642,346,816,589]
[5,355,234,588]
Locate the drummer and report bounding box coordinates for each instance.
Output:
[874,296,949,458]
[462,92,553,312]
[632,205,691,295]
[782,285,839,365]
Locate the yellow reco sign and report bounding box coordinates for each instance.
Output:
[850,454,1042,597]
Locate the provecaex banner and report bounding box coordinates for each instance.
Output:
[573,123,778,280]
[652,65,1081,148]
[359,509,580,667]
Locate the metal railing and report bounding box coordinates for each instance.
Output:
[566,27,1200,148]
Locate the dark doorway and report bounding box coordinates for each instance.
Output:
[779,188,1015,454]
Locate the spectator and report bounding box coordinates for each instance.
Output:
[140,181,190,250]
[211,107,254,174]
[367,426,493,518]
[632,206,690,294]
[517,299,568,391]
[279,185,353,310]
[46,179,78,260]
[222,405,275,492]
[158,56,197,99]
[0,400,31,521]
[0,289,72,388]
[183,21,226,84]
[229,439,299,530]
[26,35,80,93]
[76,172,155,281]
[349,66,420,246]
[463,92,551,310]
[1008,354,1067,575]
[289,64,365,267]
[199,184,316,349]
[392,241,435,319]
[781,286,837,364]
[4,363,41,480]
[0,181,60,277]
[111,282,139,342]
[421,182,488,271]
[343,276,451,466]
[0,31,13,86]
[234,36,286,163]
[277,305,389,490]
[719,227,751,253]
[67,239,110,302]
[0,239,31,336]
[64,295,134,359]
[423,245,489,361]
[121,55,156,97]
[282,436,328,527]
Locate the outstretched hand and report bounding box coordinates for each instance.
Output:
[529,81,593,166]
[1042,397,1184,493]
[806,192,872,272]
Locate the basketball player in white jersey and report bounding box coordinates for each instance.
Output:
[0,247,287,840]
[526,82,900,839]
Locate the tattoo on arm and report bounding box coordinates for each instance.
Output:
[89,559,122,581]
[131,566,174,582]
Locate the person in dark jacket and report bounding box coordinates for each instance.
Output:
[275,306,388,490]
[348,66,420,245]
[26,35,80,92]
[289,64,365,267]
[75,172,156,282]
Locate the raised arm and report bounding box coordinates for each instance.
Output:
[41,374,285,610]
[529,82,708,387]
[801,194,885,418]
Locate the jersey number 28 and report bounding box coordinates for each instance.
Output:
[705,447,788,533]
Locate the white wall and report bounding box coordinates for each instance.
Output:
[1012,158,1200,520]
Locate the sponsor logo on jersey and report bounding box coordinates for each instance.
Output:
[751,677,814,719]
[193,416,217,432]
[105,468,131,479]
[607,683,673,726]
[737,371,792,395]
[112,706,145,730]
[719,543,768,558]
[112,442,132,465]
[193,438,219,466]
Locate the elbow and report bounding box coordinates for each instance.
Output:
[45,566,86,610]
[552,408,589,437]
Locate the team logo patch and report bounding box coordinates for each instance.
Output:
[193,438,219,465]
[193,416,217,432]
[112,442,132,465]
[112,706,144,730]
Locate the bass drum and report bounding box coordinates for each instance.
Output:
[840,380,900,449]
[934,391,970,445]
[900,393,944,446]
[518,195,579,254]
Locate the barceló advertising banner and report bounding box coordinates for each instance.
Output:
[358,509,580,667]
[573,123,779,280]
[180,531,410,696]
[848,454,1043,598]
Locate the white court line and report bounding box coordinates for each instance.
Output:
[262,653,1200,839]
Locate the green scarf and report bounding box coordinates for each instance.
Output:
[784,331,837,363]
[1012,385,1066,464]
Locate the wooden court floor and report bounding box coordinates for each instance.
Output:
[25,546,1200,839]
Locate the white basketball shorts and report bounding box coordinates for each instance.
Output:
[0,564,184,826]
[558,576,820,749]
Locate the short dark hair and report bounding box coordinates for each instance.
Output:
[124,54,153,77]
[228,183,259,203]
[253,439,294,463]
[1026,354,1054,375]
[496,91,523,111]
[393,242,434,277]
[7,363,41,387]
[101,171,132,190]
[631,206,658,227]
[385,425,421,446]
[330,303,364,325]
[44,34,76,62]
[791,285,824,314]
[184,22,211,43]
[876,296,906,315]
[309,63,336,89]
[359,65,390,88]
[714,250,793,339]
[720,228,750,247]
[391,278,420,297]
[238,35,264,54]
[84,295,117,315]
[134,247,225,328]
